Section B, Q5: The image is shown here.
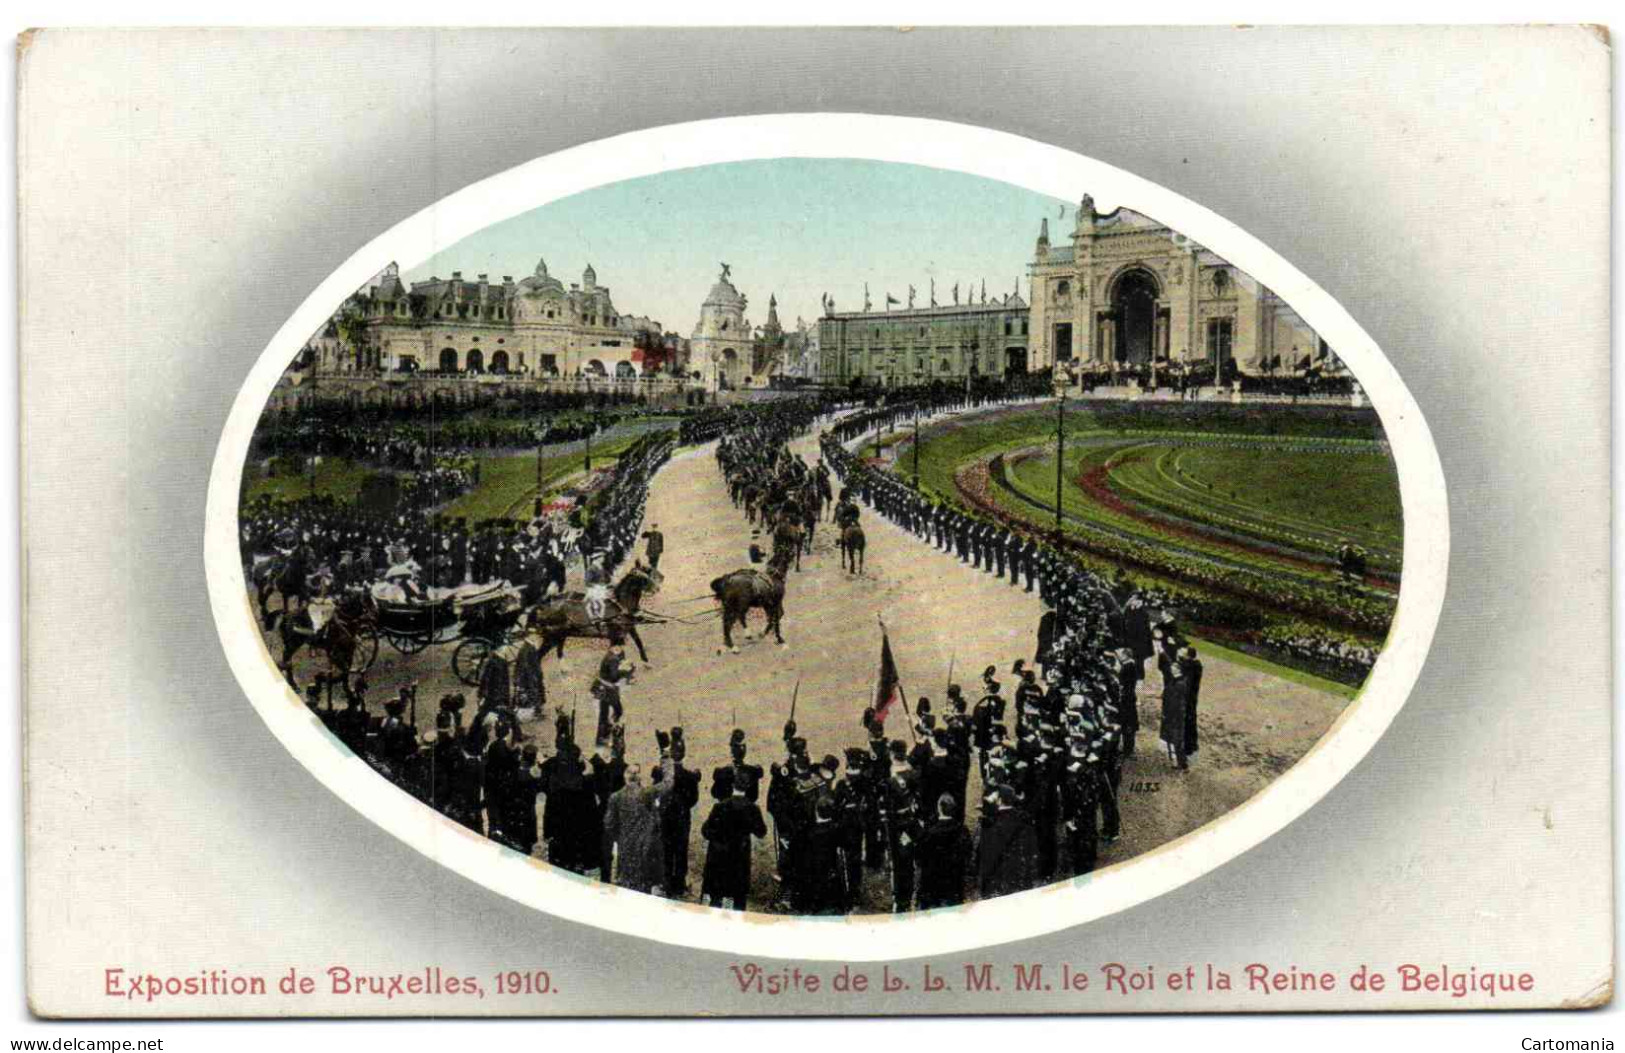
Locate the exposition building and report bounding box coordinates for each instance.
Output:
[816,284,1031,387]
[308,259,669,380]
[1027,195,1324,375]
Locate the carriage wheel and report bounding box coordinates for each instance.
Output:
[348,629,380,674]
[452,638,492,687]
[386,631,428,655]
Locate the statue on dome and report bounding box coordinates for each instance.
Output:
[534,257,549,279]
[719,262,732,282]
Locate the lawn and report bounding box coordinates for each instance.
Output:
[894,401,1402,679]
[1170,444,1401,550]
[243,456,372,503]
[439,435,640,522]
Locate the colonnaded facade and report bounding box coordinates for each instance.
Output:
[304,259,669,381]
[1027,195,1324,374]
[816,287,1031,387]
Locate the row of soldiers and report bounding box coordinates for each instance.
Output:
[822,377,1048,448]
[577,432,674,578]
[822,434,1047,591]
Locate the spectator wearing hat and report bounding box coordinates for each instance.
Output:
[792,796,848,916]
[1160,655,1194,771]
[700,767,767,911]
[504,744,543,857]
[978,785,1038,898]
[836,748,876,906]
[882,740,922,912]
[660,728,701,897]
[1177,646,1203,766]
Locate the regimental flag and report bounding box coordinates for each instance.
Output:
[874,629,902,725]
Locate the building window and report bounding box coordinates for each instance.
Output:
[1206,318,1234,364]
[1056,279,1071,297]
[1213,270,1230,296]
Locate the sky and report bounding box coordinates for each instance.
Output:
[401,158,1072,335]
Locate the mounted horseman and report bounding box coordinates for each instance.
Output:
[526,561,663,664]
[710,549,792,653]
[250,533,317,620]
[772,510,806,572]
[264,580,376,686]
[834,490,866,575]
[798,482,819,554]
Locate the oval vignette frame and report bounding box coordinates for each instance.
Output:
[204,114,1449,961]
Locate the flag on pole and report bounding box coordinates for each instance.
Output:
[874,628,903,725]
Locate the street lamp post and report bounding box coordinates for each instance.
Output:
[1054,385,1065,532]
[913,403,921,485]
[534,420,544,518]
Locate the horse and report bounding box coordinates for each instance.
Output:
[264,587,375,684]
[839,524,867,575]
[526,563,663,664]
[772,516,805,572]
[709,551,790,653]
[799,488,819,553]
[249,551,314,620]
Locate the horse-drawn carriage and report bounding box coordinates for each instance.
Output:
[366,581,526,685]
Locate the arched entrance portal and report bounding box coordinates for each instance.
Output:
[465,348,484,374]
[1112,269,1159,365]
[438,347,458,372]
[490,350,510,375]
[719,348,740,388]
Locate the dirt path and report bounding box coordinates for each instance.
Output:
[267,422,1351,912]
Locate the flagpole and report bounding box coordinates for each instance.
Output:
[877,613,918,744]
